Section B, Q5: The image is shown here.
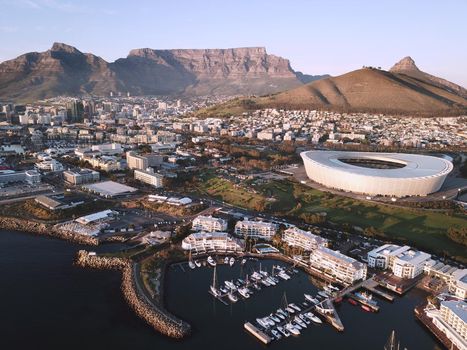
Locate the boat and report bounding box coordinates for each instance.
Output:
[318,291,329,298]
[305,312,322,324]
[329,284,340,291]
[224,257,229,264]
[276,312,285,320]
[256,318,269,328]
[276,308,287,318]
[285,306,295,314]
[348,298,358,306]
[361,305,372,312]
[269,314,280,323]
[264,317,276,326]
[290,303,301,312]
[277,326,290,337]
[294,316,307,328]
[238,287,250,298]
[228,293,238,303]
[261,279,271,287]
[286,323,301,335]
[299,314,310,325]
[194,260,201,268]
[207,256,217,267]
[229,257,235,266]
[188,260,196,269]
[291,321,302,330]
[210,285,220,297]
[241,258,247,265]
[253,283,261,291]
[266,277,276,286]
[225,280,236,290]
[220,286,228,294]
[304,294,320,304]
[237,278,245,284]
[271,328,281,340]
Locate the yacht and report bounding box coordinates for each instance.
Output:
[285,306,295,314]
[286,323,300,335]
[238,287,250,298]
[305,312,322,324]
[299,314,310,325]
[269,314,281,323]
[225,280,236,290]
[229,257,235,266]
[188,260,196,269]
[276,308,287,318]
[228,292,238,303]
[290,303,301,312]
[194,260,201,268]
[253,283,261,291]
[261,279,271,287]
[277,326,290,337]
[220,286,228,294]
[256,318,269,328]
[266,277,276,286]
[276,312,285,320]
[241,258,247,265]
[207,256,217,267]
[271,328,281,340]
[224,257,229,264]
[318,291,329,298]
[210,285,220,297]
[294,316,307,328]
[304,294,320,304]
[264,317,276,327]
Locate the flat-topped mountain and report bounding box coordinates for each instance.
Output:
[197,57,467,117]
[0,43,327,101]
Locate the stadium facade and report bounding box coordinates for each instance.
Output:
[301,151,452,197]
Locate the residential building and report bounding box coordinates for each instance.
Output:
[181,232,244,253]
[192,215,227,232]
[309,247,367,285]
[127,151,163,170]
[450,269,467,300]
[282,226,328,251]
[427,301,467,350]
[134,168,164,188]
[63,168,100,185]
[234,220,278,240]
[367,244,431,279]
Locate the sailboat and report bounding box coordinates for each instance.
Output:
[384,330,404,350]
[210,265,220,297]
[229,257,235,266]
[188,250,196,269]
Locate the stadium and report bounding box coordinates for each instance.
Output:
[300,151,453,197]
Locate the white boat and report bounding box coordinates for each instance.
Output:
[294,316,307,328]
[318,291,329,298]
[299,313,310,325]
[305,312,322,324]
[194,260,201,268]
[241,258,247,265]
[225,280,237,290]
[271,328,281,340]
[210,285,219,297]
[220,286,228,294]
[264,317,276,326]
[290,303,301,312]
[291,321,302,330]
[276,312,285,320]
[228,293,238,303]
[285,306,295,314]
[224,257,229,264]
[277,326,290,337]
[286,323,300,336]
[207,256,217,267]
[269,314,280,323]
[261,279,271,287]
[266,277,276,286]
[277,308,287,317]
[188,260,196,269]
[229,257,235,266]
[304,294,319,304]
[256,318,269,328]
[238,287,250,298]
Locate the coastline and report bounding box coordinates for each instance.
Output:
[0,216,99,246]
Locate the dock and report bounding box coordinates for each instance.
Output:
[315,299,344,331]
[208,290,229,305]
[362,279,395,302]
[244,322,272,344]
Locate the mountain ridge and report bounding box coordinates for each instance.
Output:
[0,43,327,101]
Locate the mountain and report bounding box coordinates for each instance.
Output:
[0,43,327,101]
[389,56,467,99]
[196,58,467,117]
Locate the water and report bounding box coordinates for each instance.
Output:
[0,230,442,350]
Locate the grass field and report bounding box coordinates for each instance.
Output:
[197,174,467,259]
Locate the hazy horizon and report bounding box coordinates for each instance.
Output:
[0,0,466,86]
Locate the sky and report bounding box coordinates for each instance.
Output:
[0,0,466,86]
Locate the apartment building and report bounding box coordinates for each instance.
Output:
[234,220,278,240]
[310,247,367,285]
[63,168,100,185]
[192,215,227,232]
[134,168,164,188]
[127,151,164,170]
[282,226,328,251]
[181,232,245,253]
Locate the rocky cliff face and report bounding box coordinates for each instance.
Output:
[390,56,467,98]
[0,43,325,101]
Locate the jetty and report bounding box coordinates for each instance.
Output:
[244,322,272,344]
[315,299,344,331]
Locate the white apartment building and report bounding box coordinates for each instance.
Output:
[63,168,100,185]
[310,247,367,285]
[450,269,467,300]
[427,301,467,350]
[127,151,164,170]
[181,232,245,253]
[234,220,278,240]
[134,168,164,188]
[35,159,64,172]
[282,227,328,251]
[192,215,227,232]
[367,244,431,279]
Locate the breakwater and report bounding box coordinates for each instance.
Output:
[75,250,191,339]
[0,216,98,246]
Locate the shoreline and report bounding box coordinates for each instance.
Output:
[0,216,99,246]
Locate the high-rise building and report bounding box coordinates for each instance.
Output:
[66,100,84,122]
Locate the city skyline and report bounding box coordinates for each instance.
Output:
[0,0,466,86]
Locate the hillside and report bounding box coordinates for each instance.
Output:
[196,59,467,117]
[0,43,327,101]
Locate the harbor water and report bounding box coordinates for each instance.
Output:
[0,230,442,350]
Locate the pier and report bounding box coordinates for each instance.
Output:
[244,322,273,344]
[315,299,344,331]
[362,279,395,302]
